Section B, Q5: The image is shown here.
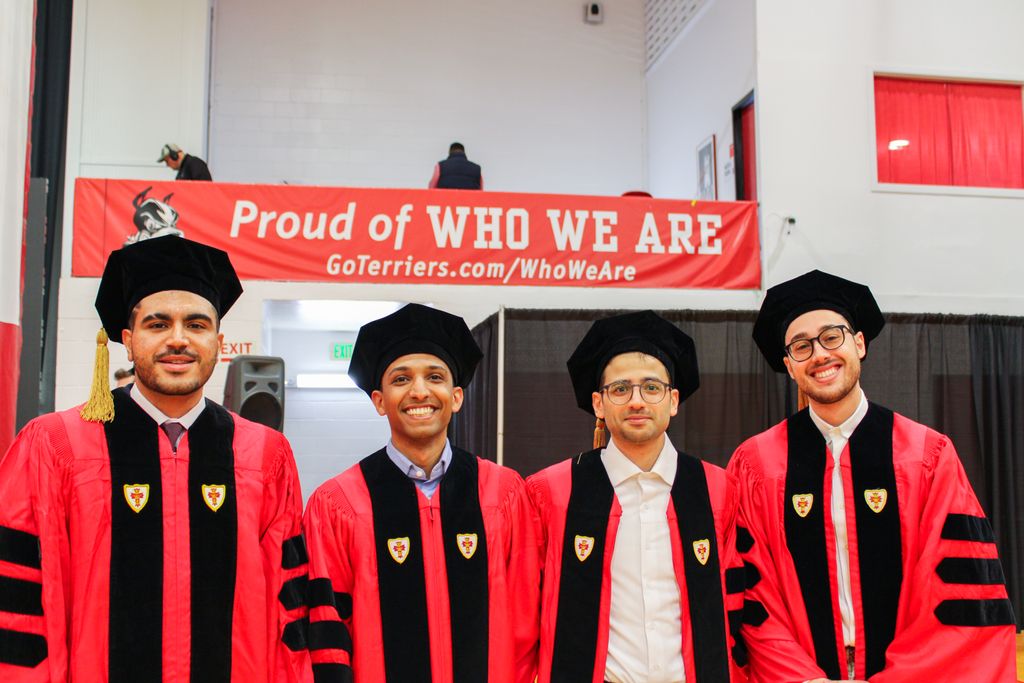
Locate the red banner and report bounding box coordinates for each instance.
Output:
[72,179,760,289]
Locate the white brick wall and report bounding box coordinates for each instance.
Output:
[208,0,647,195]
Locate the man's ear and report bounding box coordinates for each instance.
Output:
[854,330,867,360]
[450,386,464,414]
[370,390,386,417]
[783,356,796,380]
[591,391,605,419]
[122,328,134,361]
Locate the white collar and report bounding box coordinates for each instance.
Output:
[808,389,869,441]
[129,383,206,429]
[601,434,677,487]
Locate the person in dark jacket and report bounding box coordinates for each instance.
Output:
[429,141,483,189]
[158,143,213,181]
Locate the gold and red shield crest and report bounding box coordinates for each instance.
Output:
[456,533,478,559]
[202,484,227,512]
[388,537,411,564]
[574,535,595,562]
[864,488,888,513]
[124,484,150,513]
[792,493,814,518]
[692,538,711,566]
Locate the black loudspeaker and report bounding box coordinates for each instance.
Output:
[224,355,286,431]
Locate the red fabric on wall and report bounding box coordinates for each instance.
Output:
[740,103,757,201]
[875,76,1024,189]
[948,82,1024,188]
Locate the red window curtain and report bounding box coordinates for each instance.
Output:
[947,82,1024,188]
[740,103,757,201]
[875,76,1024,188]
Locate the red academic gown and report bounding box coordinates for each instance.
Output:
[0,389,310,683]
[728,403,1016,682]
[302,447,540,683]
[527,448,746,683]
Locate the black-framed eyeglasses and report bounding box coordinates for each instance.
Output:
[784,325,853,362]
[599,379,673,405]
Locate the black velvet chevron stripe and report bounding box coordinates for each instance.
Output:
[309,620,353,652]
[282,534,309,569]
[941,513,996,543]
[784,410,842,680]
[745,561,762,589]
[307,577,335,608]
[935,598,1015,627]
[282,617,308,651]
[849,404,900,679]
[105,390,163,683]
[550,449,614,683]
[189,402,238,683]
[736,525,754,554]
[0,576,43,616]
[279,575,310,611]
[335,592,353,619]
[673,452,730,683]
[0,627,48,667]
[936,558,1007,585]
[361,449,431,683]
[743,599,769,626]
[439,448,489,683]
[0,526,40,568]
[728,606,749,666]
[725,567,745,594]
[313,663,355,683]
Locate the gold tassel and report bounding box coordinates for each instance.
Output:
[80,328,115,423]
[592,417,607,449]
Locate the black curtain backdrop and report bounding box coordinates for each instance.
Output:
[464,308,1023,625]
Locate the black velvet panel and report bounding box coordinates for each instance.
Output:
[728,606,749,667]
[849,404,900,678]
[672,453,730,682]
[439,449,489,683]
[279,575,310,611]
[282,617,309,651]
[105,390,163,682]
[941,513,996,543]
[0,576,43,615]
[361,449,432,683]
[784,410,841,679]
[0,526,41,568]
[335,592,353,619]
[936,558,1007,585]
[313,663,355,683]
[934,598,1016,627]
[282,534,309,569]
[550,450,614,683]
[188,402,238,683]
[736,525,754,554]
[0,627,48,667]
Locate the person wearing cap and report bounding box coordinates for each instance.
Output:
[729,270,1015,683]
[302,303,539,683]
[526,310,745,683]
[0,236,310,682]
[158,142,213,181]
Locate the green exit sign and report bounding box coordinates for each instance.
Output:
[332,343,354,360]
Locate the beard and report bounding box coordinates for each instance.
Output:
[798,359,861,406]
[133,350,215,397]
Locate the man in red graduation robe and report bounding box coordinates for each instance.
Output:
[0,236,310,682]
[527,311,745,683]
[302,304,539,683]
[729,270,1016,682]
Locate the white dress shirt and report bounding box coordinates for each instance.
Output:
[808,390,869,648]
[129,383,207,448]
[603,435,685,683]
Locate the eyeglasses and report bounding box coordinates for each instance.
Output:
[784,325,853,362]
[600,379,673,405]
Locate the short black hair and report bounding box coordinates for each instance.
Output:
[114,367,134,380]
[449,142,465,154]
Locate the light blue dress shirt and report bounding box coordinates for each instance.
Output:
[385,439,452,499]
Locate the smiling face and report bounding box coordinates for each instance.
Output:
[122,290,222,413]
[371,353,464,454]
[783,308,865,417]
[592,351,679,449]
